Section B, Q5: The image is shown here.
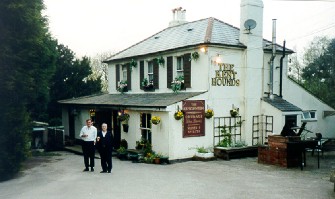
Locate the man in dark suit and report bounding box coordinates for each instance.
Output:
[96,123,113,173]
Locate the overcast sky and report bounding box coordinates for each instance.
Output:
[43,0,335,58]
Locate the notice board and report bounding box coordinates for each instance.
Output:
[182,100,205,137]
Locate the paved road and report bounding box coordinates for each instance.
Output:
[0,151,334,199]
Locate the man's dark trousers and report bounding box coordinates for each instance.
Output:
[82,141,95,168]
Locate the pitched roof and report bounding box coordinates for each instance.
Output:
[263,95,302,112]
[106,17,292,62]
[58,92,205,109]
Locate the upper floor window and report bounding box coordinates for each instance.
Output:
[148,61,154,82]
[176,56,184,77]
[122,65,127,81]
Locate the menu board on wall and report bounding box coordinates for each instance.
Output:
[182,100,205,137]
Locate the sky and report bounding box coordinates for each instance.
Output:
[43,0,335,58]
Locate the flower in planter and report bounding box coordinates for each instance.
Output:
[171,76,184,93]
[141,78,154,91]
[117,80,128,93]
[174,110,184,120]
[205,109,214,119]
[230,108,239,117]
[151,116,161,125]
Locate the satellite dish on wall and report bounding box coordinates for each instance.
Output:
[244,19,257,33]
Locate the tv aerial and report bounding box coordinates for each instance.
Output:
[244,19,257,34]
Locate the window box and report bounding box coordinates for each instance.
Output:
[143,84,155,92]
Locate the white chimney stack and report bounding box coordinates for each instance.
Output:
[169,7,187,27]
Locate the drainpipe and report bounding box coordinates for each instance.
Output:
[269,19,277,100]
[279,40,286,98]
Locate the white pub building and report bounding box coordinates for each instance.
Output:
[60,0,335,161]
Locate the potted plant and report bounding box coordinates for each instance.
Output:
[143,153,154,164]
[117,146,128,160]
[141,78,154,91]
[117,80,128,93]
[171,76,184,93]
[156,56,165,66]
[130,59,137,68]
[159,155,169,164]
[174,110,184,120]
[190,146,215,159]
[151,116,161,125]
[191,51,200,61]
[217,127,232,147]
[205,109,214,119]
[230,108,239,117]
[153,153,163,164]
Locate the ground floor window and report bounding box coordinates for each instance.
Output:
[140,113,152,143]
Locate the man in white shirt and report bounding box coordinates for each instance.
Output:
[79,119,97,172]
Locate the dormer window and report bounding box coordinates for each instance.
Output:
[301,110,317,122]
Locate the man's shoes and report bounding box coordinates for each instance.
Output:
[91,167,94,172]
[83,168,89,172]
[100,171,107,173]
[108,170,111,173]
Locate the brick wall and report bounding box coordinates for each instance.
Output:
[258,135,301,168]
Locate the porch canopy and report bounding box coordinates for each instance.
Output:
[58,92,205,109]
[263,95,302,112]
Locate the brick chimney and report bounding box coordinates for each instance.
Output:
[169,7,187,27]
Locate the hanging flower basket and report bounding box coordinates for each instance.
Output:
[174,111,184,120]
[122,124,129,132]
[117,113,130,123]
[191,51,199,61]
[156,56,165,66]
[230,109,239,117]
[204,109,214,119]
[151,116,161,125]
[130,59,137,68]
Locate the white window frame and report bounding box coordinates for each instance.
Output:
[176,56,184,77]
[301,110,317,122]
[140,113,152,143]
[147,61,154,82]
[122,65,127,81]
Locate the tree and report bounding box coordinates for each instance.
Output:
[90,51,116,92]
[301,37,335,107]
[288,47,303,83]
[48,44,102,124]
[0,0,57,180]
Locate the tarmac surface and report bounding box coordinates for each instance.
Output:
[0,150,335,199]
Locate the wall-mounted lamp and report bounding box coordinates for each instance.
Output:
[216,54,222,64]
[200,47,207,54]
[211,54,223,65]
[90,109,96,117]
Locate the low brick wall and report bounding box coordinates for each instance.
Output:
[258,135,301,168]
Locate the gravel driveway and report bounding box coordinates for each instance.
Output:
[0,151,334,199]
